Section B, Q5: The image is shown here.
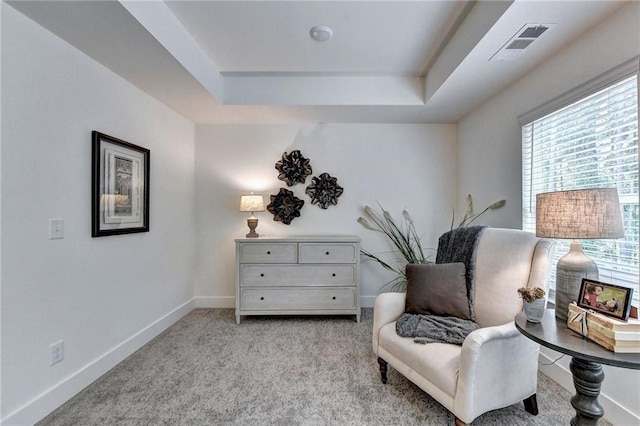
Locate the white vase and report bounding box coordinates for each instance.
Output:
[523,298,546,323]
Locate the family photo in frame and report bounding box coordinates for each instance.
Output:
[578,278,634,321]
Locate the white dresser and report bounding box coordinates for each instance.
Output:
[235,236,361,324]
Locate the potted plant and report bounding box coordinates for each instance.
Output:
[357,194,506,292]
[518,287,546,322]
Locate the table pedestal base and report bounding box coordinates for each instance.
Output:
[570,357,605,426]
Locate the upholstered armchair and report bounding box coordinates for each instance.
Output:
[372,228,555,425]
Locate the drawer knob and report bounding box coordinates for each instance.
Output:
[325,251,330,255]
[332,273,336,277]
[267,251,271,255]
[260,273,264,277]
[332,296,336,300]
[260,297,264,300]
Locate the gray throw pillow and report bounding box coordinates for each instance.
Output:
[405,262,471,320]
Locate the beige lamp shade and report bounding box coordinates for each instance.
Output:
[239,194,265,213]
[535,188,624,321]
[536,188,624,239]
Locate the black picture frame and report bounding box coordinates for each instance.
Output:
[577,278,633,321]
[92,131,150,237]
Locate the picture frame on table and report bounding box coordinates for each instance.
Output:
[92,131,150,237]
[578,278,633,321]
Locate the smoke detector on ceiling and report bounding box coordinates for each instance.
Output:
[490,23,556,62]
[310,25,333,42]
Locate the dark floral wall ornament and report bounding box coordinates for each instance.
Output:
[305,172,344,209]
[275,150,312,186]
[267,188,305,225]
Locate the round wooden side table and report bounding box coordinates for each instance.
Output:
[515,309,640,425]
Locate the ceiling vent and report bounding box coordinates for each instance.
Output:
[491,23,555,62]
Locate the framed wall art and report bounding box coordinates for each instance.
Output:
[92,131,150,237]
[578,278,633,321]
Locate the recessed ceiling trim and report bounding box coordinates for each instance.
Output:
[224,75,424,106]
[9,0,626,122]
[424,0,513,102]
[119,0,224,101]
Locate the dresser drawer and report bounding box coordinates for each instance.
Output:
[240,288,356,310]
[299,243,358,264]
[240,264,356,287]
[238,243,297,263]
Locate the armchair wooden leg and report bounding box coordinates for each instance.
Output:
[377,357,388,384]
[523,393,539,415]
[454,418,468,426]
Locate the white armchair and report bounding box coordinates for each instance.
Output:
[372,228,555,425]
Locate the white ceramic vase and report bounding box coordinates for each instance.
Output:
[523,298,546,323]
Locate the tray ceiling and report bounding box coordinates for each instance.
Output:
[7,1,627,123]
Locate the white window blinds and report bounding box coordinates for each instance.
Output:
[522,68,639,306]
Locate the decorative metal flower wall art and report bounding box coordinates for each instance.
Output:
[275,150,312,186]
[267,188,305,225]
[305,172,344,209]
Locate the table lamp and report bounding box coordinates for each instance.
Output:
[536,188,624,320]
[239,194,265,238]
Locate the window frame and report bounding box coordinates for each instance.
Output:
[519,57,639,307]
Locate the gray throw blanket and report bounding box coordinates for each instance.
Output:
[396,313,479,345]
[436,225,486,321]
[397,226,486,345]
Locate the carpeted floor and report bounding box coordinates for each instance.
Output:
[38,308,606,425]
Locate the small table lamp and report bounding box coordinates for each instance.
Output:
[536,188,624,320]
[239,194,265,238]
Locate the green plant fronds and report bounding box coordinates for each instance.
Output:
[358,195,506,293]
[357,204,432,293]
[455,195,506,229]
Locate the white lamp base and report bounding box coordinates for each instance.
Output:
[555,240,599,320]
[246,215,259,238]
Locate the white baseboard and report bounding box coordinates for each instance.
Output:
[2,299,196,426]
[194,296,235,308]
[538,351,639,426]
[360,295,376,308]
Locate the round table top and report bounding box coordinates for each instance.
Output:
[515,309,640,370]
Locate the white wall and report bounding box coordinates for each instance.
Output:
[194,123,457,307]
[458,3,640,425]
[1,5,196,424]
[4,0,637,424]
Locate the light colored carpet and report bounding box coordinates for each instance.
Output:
[38,308,605,425]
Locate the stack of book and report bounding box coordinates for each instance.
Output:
[567,303,640,353]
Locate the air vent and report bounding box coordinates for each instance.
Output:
[505,39,535,50]
[519,26,548,39]
[490,23,555,62]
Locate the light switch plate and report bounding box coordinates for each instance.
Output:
[49,219,64,239]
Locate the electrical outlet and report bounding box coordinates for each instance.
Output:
[51,340,64,365]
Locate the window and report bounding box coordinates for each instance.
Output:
[521,60,639,306]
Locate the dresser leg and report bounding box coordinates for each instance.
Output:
[236,315,241,325]
[569,357,604,426]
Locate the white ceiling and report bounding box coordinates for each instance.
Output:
[7,0,627,124]
[165,1,468,74]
